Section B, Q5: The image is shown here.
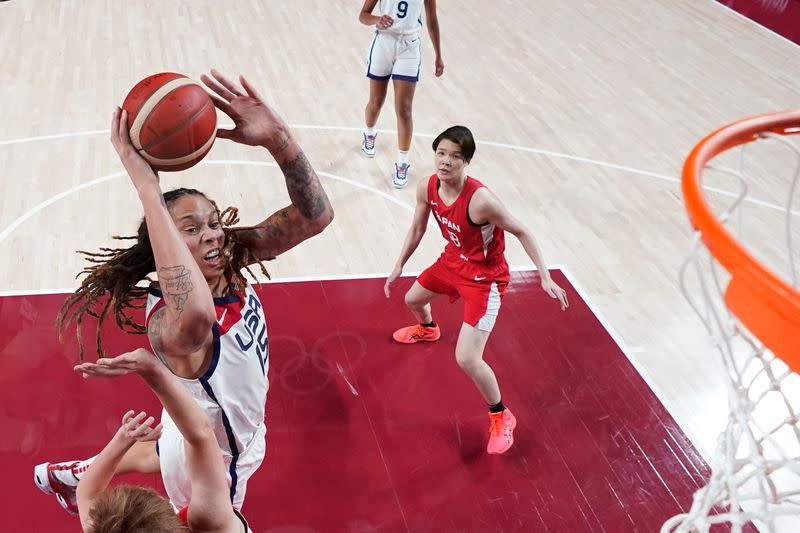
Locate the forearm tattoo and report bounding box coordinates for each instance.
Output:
[280,151,330,220]
[158,265,193,314]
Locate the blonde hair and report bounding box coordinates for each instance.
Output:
[86,485,186,533]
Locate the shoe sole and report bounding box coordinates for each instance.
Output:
[391,179,409,189]
[34,463,53,495]
[361,148,376,158]
[56,493,78,515]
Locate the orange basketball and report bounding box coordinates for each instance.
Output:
[121,72,217,172]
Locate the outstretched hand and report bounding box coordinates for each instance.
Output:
[74,348,158,378]
[201,69,290,152]
[119,410,163,443]
[541,276,569,311]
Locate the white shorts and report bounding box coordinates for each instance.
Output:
[157,413,266,511]
[366,31,421,82]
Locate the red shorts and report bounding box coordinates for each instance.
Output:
[417,253,510,332]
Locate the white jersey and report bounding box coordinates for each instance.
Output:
[378,0,424,36]
[145,281,269,457]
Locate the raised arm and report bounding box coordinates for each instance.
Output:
[469,188,569,310]
[110,109,216,358]
[384,178,431,297]
[200,70,334,261]
[424,0,444,77]
[75,349,240,532]
[75,410,162,530]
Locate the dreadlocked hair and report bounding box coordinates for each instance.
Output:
[57,187,271,361]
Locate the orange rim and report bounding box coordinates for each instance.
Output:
[682,110,800,371]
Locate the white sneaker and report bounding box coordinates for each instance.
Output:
[34,461,80,515]
[361,132,377,157]
[393,162,410,188]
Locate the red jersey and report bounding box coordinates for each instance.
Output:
[427,174,506,266]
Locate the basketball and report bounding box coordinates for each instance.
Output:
[121,72,217,172]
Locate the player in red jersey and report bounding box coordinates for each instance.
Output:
[384,125,569,454]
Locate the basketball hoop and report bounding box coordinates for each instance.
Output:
[662,111,800,532]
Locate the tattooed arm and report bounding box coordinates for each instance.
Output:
[240,140,334,260]
[201,70,334,261]
[110,109,216,358]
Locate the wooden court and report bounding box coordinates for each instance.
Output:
[1,1,798,531]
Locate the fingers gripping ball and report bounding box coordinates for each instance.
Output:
[122,72,217,172]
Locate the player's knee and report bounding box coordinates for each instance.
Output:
[455,351,480,373]
[368,94,386,109]
[396,103,413,122]
[404,290,423,308]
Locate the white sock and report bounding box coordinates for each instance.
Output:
[365,126,377,136]
[72,456,97,480]
[397,151,410,165]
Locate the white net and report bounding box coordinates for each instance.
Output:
[661,127,800,533]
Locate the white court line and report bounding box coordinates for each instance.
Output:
[558,264,710,462]
[0,266,559,299]
[0,270,419,296]
[0,160,437,246]
[1,123,795,217]
[0,171,129,244]
[0,129,109,145]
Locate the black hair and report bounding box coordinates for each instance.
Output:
[432,125,476,162]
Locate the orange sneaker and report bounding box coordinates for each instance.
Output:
[487,409,517,454]
[392,324,441,344]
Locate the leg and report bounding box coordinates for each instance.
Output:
[392,78,417,152]
[390,79,416,187]
[363,78,389,157]
[365,78,389,129]
[404,281,437,323]
[454,323,501,404]
[454,323,516,454]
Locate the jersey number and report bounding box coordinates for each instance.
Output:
[397,1,408,18]
[447,230,461,248]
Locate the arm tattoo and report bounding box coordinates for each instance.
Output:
[147,308,169,357]
[260,208,289,240]
[279,151,330,220]
[158,265,193,315]
[272,134,291,155]
[243,208,290,243]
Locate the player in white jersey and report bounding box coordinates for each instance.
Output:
[33,69,334,515]
[359,0,444,188]
[145,281,269,509]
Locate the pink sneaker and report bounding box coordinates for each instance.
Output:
[487,409,517,454]
[34,461,80,515]
[392,324,441,344]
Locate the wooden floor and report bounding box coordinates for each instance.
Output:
[1,0,799,529]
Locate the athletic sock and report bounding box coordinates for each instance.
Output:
[488,400,505,414]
